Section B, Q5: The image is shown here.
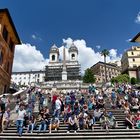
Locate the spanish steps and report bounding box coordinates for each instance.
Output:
[0,90,140,140]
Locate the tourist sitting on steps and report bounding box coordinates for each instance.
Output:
[107,112,116,129]
[100,113,109,132]
[49,117,60,133]
[125,113,134,129]
[26,115,36,133]
[123,101,130,114]
[2,108,10,132]
[67,113,78,133]
[94,108,103,121]
[134,111,140,129]
[87,114,95,130]
[38,114,49,132]
[78,111,84,130]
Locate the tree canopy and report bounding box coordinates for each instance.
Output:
[111,74,130,83]
[101,49,109,58]
[131,77,137,85]
[83,68,96,83]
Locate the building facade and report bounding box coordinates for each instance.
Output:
[91,61,121,83]
[0,9,21,94]
[121,46,140,79]
[129,32,140,79]
[45,44,81,81]
[12,70,45,86]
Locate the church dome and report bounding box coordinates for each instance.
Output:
[68,43,78,53]
[50,44,59,54]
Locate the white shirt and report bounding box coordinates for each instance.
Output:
[55,99,61,110]
[17,109,26,121]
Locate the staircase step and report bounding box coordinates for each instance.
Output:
[0,134,140,139]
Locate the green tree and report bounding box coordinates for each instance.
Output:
[83,68,96,83]
[111,74,130,84]
[131,77,137,85]
[101,49,109,83]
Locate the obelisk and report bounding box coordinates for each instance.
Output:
[62,46,67,80]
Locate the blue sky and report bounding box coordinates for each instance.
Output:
[1,0,140,72]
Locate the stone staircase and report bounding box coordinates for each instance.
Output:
[1,109,140,139]
[1,93,140,139]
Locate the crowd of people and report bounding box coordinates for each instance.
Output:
[0,83,140,136]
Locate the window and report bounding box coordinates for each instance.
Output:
[0,50,3,65]
[9,39,14,52]
[71,54,75,60]
[52,55,55,61]
[2,26,8,42]
[131,52,134,55]
[133,58,135,62]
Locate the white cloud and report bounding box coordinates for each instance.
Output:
[61,38,122,73]
[126,38,132,42]
[135,12,140,24]
[13,44,49,72]
[62,38,73,47]
[31,34,36,39]
[13,38,121,74]
[109,49,117,58]
[96,45,101,49]
[31,34,42,41]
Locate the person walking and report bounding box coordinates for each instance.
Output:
[16,104,26,136]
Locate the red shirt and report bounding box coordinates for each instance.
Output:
[52,95,57,103]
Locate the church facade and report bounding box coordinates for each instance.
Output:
[45,43,81,81]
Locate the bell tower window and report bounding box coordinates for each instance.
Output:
[71,54,75,60]
[52,55,55,61]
